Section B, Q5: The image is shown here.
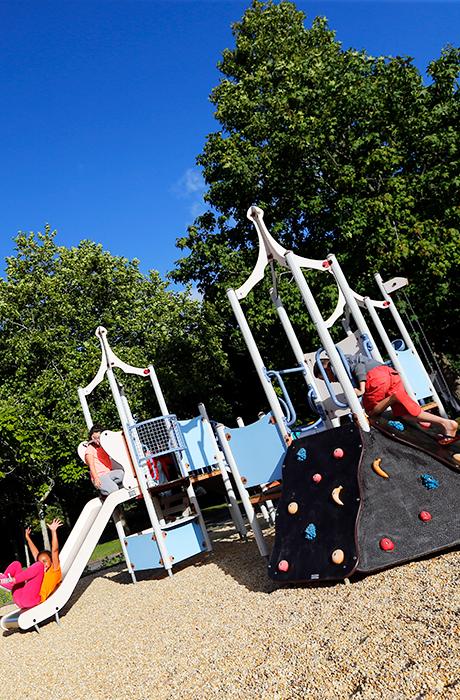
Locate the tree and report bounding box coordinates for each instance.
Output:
[172,1,460,382]
[0,227,230,556]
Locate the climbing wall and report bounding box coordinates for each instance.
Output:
[268,423,362,583]
[269,421,460,583]
[356,427,460,572]
[371,415,460,472]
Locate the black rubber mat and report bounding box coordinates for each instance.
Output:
[268,423,362,583]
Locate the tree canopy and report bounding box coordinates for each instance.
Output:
[172,0,460,372]
[0,227,229,556]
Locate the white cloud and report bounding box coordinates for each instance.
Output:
[172,167,206,221]
[173,168,205,198]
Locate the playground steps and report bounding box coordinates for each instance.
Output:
[124,475,207,573]
[250,482,282,505]
[190,469,222,483]
[148,476,189,495]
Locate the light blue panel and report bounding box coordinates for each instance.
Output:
[179,416,217,471]
[126,531,162,571]
[126,519,206,572]
[395,348,432,401]
[223,415,286,488]
[163,519,207,564]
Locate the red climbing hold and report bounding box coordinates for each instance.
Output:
[333,448,344,459]
[419,511,432,522]
[278,560,289,572]
[312,473,322,483]
[379,537,395,551]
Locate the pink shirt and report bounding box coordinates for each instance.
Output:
[85,443,112,477]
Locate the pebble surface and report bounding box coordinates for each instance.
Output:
[1,524,459,700]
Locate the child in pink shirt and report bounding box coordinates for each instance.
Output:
[0,519,62,609]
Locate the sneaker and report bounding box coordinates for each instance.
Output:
[0,574,14,589]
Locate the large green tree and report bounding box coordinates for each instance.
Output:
[172,1,460,385]
[0,227,229,556]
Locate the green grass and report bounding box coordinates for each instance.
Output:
[0,588,13,607]
[89,538,122,563]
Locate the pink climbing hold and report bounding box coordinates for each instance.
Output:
[333,448,344,459]
[278,560,289,572]
[379,537,395,552]
[419,511,432,522]
[312,473,322,483]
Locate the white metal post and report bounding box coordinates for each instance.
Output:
[105,367,174,575]
[363,298,418,400]
[227,288,291,445]
[198,403,247,539]
[327,254,384,362]
[271,289,329,425]
[374,273,447,417]
[259,504,270,523]
[285,252,370,432]
[215,423,269,558]
[264,499,277,525]
[78,388,93,430]
[148,364,170,415]
[112,509,136,583]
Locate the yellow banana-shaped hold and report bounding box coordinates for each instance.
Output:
[372,457,389,479]
[331,485,344,506]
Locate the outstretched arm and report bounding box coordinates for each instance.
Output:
[85,450,102,489]
[25,527,40,561]
[47,518,63,570]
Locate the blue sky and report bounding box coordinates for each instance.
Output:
[1,1,459,281]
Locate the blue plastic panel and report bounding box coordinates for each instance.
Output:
[126,519,206,571]
[395,348,432,402]
[223,415,286,488]
[179,416,217,471]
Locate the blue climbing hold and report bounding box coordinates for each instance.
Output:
[296,447,307,461]
[305,523,317,540]
[388,420,405,431]
[421,473,439,490]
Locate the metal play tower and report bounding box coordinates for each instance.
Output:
[226,206,447,437]
[78,326,212,578]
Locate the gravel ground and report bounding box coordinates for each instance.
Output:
[1,523,459,700]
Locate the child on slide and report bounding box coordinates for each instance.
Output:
[316,354,458,445]
[0,518,63,610]
[84,424,125,495]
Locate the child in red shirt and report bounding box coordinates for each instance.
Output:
[84,424,125,495]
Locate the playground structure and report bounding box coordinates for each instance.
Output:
[218,206,459,581]
[1,205,459,631]
[1,327,249,632]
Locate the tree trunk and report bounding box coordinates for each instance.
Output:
[24,541,31,567]
[39,509,51,550]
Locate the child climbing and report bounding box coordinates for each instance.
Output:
[315,354,458,445]
[0,518,63,609]
[84,424,125,495]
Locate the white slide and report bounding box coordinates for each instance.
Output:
[1,486,137,632]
